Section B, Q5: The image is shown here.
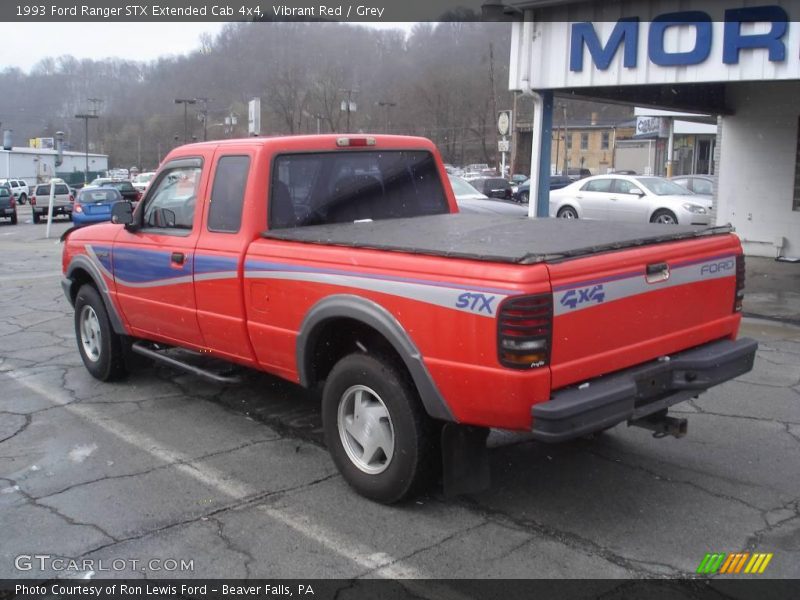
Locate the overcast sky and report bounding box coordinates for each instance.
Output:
[4,22,416,73]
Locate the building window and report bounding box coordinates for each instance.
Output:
[794,116,800,211]
[601,131,610,150]
[580,133,589,151]
[566,134,572,150]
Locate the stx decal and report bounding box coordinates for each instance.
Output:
[455,292,497,315]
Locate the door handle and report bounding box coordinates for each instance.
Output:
[171,252,185,265]
[646,262,670,283]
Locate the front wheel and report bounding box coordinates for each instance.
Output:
[74,284,127,381]
[322,353,437,503]
[651,209,678,225]
[518,191,529,204]
[18,194,26,205]
[557,206,578,219]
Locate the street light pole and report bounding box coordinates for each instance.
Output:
[174,98,197,143]
[378,101,397,133]
[74,113,99,185]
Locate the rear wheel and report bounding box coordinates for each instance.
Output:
[322,353,437,503]
[32,211,40,224]
[651,209,678,225]
[10,211,17,225]
[74,284,127,381]
[557,206,578,219]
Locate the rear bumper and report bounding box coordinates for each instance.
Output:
[531,337,758,442]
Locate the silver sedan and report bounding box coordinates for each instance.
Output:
[549,175,711,225]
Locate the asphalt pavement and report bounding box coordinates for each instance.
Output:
[0,206,798,587]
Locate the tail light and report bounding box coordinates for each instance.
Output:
[73,203,83,213]
[69,194,75,203]
[30,196,36,206]
[498,294,553,369]
[9,197,15,209]
[734,254,745,312]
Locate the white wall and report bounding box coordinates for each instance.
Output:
[717,81,800,258]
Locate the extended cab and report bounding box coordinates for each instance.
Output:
[61,135,757,502]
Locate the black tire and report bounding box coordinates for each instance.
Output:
[32,211,40,224]
[557,206,578,219]
[651,209,678,225]
[322,353,437,504]
[519,190,529,204]
[10,211,17,225]
[18,194,27,205]
[74,284,127,381]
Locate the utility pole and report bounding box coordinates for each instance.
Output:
[378,101,397,133]
[488,42,500,172]
[339,89,357,133]
[74,112,99,185]
[562,103,569,175]
[195,97,209,141]
[174,98,196,143]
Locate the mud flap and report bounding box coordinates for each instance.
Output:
[441,423,490,497]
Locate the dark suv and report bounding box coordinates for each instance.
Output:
[0,186,18,224]
[469,177,513,200]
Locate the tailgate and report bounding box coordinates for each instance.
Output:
[547,233,743,390]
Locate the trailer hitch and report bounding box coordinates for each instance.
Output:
[629,410,688,439]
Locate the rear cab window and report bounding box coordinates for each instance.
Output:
[208,155,250,233]
[269,150,448,229]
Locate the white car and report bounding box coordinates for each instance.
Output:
[449,175,528,217]
[549,175,712,225]
[0,179,30,204]
[132,171,156,192]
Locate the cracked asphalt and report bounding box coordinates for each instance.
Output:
[1,206,799,584]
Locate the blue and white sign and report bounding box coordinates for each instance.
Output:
[509,2,800,90]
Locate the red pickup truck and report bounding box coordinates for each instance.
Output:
[61,135,757,503]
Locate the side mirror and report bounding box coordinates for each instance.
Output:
[629,188,644,196]
[111,201,134,227]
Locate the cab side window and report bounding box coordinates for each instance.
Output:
[208,156,250,233]
[143,165,202,230]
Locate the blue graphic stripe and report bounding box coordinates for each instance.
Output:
[194,254,238,274]
[244,259,514,295]
[671,253,737,269]
[112,247,192,283]
[92,244,114,274]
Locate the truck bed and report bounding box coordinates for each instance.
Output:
[262,213,732,264]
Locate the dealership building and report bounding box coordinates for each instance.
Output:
[508,0,800,258]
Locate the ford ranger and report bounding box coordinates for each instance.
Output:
[61,135,757,503]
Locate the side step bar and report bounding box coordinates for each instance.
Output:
[131,342,242,384]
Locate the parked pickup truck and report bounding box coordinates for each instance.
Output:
[61,135,757,503]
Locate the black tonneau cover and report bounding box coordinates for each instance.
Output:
[262,213,732,264]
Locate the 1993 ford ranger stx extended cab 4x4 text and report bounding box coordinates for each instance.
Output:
[61,135,757,502]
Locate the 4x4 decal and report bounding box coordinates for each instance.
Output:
[560,284,606,310]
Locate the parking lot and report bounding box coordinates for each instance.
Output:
[1,205,799,584]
